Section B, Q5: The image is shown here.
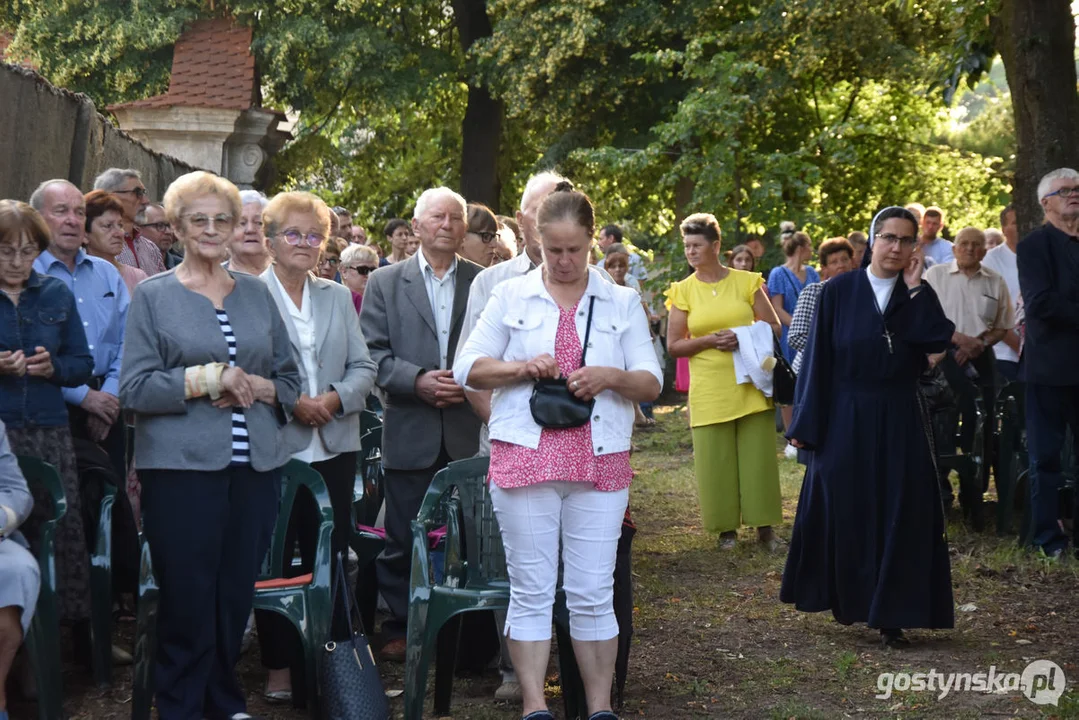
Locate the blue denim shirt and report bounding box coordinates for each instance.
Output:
[0,270,94,428]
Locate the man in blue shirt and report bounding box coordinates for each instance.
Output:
[920,205,955,266]
[30,180,129,480]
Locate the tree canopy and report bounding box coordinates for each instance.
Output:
[2,0,1016,273]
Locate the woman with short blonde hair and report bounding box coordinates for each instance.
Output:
[255,191,378,703]
[120,171,301,720]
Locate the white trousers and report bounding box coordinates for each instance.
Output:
[490,481,629,642]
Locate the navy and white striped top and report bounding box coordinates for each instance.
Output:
[216,309,250,465]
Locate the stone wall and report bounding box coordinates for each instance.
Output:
[0,63,195,203]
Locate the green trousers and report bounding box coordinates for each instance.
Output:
[691,410,782,533]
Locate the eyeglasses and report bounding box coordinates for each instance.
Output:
[473,231,497,244]
[139,222,170,232]
[1044,186,1079,199]
[343,265,375,276]
[114,187,148,199]
[320,257,340,266]
[183,213,235,231]
[874,232,917,248]
[279,229,326,248]
[0,246,39,262]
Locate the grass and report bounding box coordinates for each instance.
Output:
[47,402,1079,719]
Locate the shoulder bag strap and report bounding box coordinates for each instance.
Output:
[579,295,597,368]
[331,551,368,652]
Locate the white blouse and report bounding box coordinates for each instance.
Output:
[277,276,336,464]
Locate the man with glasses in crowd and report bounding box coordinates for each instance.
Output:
[136,203,182,269]
[94,168,166,275]
[1019,168,1079,559]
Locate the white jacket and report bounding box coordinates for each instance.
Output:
[453,267,662,456]
[731,321,775,397]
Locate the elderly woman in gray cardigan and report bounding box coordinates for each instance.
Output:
[255,191,377,704]
[0,419,39,720]
[119,172,300,720]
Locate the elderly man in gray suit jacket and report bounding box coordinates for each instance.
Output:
[360,186,483,660]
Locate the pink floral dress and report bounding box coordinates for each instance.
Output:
[489,302,633,491]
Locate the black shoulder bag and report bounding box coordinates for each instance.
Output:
[529,296,597,429]
[318,552,389,720]
[771,332,797,406]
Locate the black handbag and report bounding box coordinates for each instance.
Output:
[772,333,797,406]
[529,296,597,429]
[319,552,389,720]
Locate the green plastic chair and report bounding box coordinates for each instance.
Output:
[404,456,510,720]
[18,455,67,720]
[353,408,385,527]
[88,479,117,687]
[131,533,158,720]
[351,409,386,634]
[251,460,336,718]
[131,460,336,720]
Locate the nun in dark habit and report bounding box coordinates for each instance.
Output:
[780,206,956,647]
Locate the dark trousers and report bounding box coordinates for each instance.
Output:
[68,403,127,484]
[141,466,279,720]
[377,445,452,640]
[1027,383,1079,553]
[256,451,357,673]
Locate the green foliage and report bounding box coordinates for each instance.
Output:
[2,0,1010,274]
[1,0,195,105]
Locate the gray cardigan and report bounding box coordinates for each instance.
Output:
[260,267,378,455]
[0,419,32,543]
[119,270,301,472]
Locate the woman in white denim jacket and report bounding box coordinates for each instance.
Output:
[453,184,661,720]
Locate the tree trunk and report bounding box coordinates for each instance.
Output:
[453,0,502,211]
[995,0,1079,237]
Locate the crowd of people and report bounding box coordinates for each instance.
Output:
[0,158,1075,720]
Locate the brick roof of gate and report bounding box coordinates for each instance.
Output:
[109,17,258,112]
[0,32,37,69]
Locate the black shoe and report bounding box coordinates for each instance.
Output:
[589,713,619,720]
[880,629,910,648]
[522,712,555,720]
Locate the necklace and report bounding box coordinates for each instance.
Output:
[696,269,728,296]
[0,288,22,298]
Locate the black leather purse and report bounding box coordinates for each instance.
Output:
[318,553,389,720]
[772,333,797,406]
[529,296,597,429]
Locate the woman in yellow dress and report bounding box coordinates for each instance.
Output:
[666,213,783,549]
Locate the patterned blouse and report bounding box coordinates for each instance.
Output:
[488,302,633,491]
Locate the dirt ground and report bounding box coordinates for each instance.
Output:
[12,403,1079,719]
